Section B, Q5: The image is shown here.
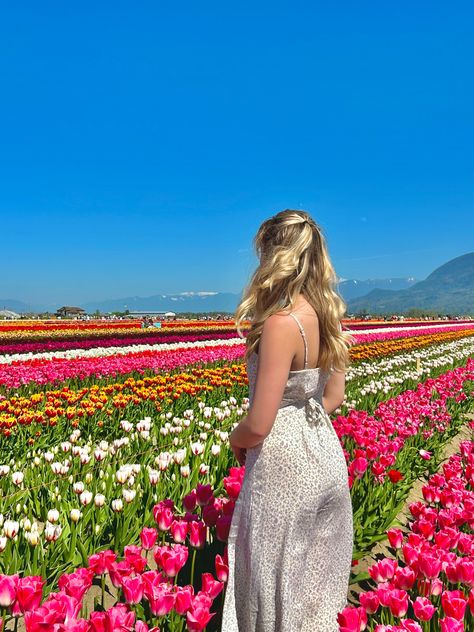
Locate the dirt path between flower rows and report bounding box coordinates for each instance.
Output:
[347,411,474,605]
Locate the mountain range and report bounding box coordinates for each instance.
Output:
[1,252,473,315]
[347,252,474,315]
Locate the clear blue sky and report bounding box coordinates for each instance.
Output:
[1,1,473,306]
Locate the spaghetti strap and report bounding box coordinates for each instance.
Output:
[288,312,308,369]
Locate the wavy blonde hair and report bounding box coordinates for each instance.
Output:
[234,209,354,372]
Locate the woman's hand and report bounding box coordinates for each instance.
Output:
[231,444,247,465]
[230,431,247,465]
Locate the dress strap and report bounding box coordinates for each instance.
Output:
[288,313,308,369]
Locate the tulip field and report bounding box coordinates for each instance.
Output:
[0,318,473,631]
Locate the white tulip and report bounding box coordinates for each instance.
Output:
[180,465,190,478]
[4,520,19,538]
[111,499,123,512]
[12,471,24,486]
[73,482,85,494]
[94,494,106,507]
[70,509,82,523]
[47,509,60,523]
[122,489,136,503]
[79,491,93,506]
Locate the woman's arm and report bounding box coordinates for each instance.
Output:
[229,314,295,450]
[322,368,346,414]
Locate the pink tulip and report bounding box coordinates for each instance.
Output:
[105,603,135,631]
[153,501,175,532]
[413,596,435,621]
[200,573,223,599]
[89,611,107,632]
[368,559,398,583]
[336,606,368,631]
[154,544,188,578]
[12,575,44,614]
[140,527,158,551]
[121,575,144,605]
[215,553,229,582]
[145,582,175,617]
[58,568,94,602]
[24,603,66,631]
[189,521,207,549]
[174,585,194,615]
[439,616,465,632]
[88,550,117,575]
[387,528,404,549]
[170,519,189,543]
[55,618,90,631]
[108,561,134,588]
[222,476,241,500]
[0,574,18,608]
[359,591,379,614]
[123,546,147,574]
[387,588,409,617]
[441,589,468,620]
[185,594,215,632]
[43,592,82,622]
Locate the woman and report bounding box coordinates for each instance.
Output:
[220,210,354,632]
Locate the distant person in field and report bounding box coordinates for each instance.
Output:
[221,209,354,632]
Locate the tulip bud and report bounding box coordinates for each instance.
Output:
[70,509,82,523]
[4,520,19,538]
[111,499,123,512]
[94,494,106,507]
[48,509,60,523]
[80,491,93,506]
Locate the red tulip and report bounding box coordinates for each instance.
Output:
[195,484,214,507]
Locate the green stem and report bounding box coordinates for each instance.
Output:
[101,574,105,609]
[190,548,197,588]
[68,522,77,563]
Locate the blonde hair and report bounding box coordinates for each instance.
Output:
[234,209,354,372]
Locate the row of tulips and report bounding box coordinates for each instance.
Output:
[0,320,141,331]
[340,435,474,631]
[0,333,241,359]
[2,326,474,397]
[0,323,243,344]
[2,323,473,368]
[352,323,474,345]
[335,357,474,551]
[2,331,474,450]
[343,337,474,413]
[345,319,474,331]
[0,340,245,390]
